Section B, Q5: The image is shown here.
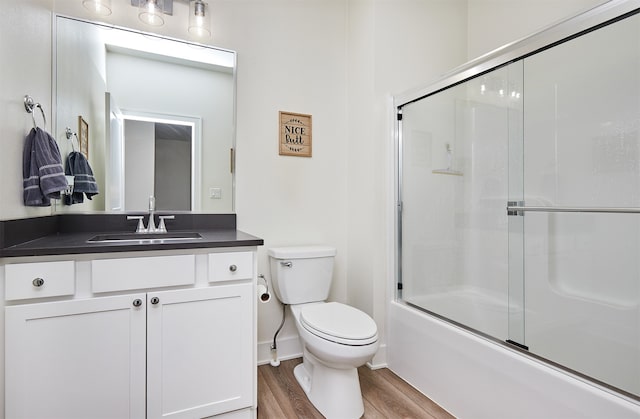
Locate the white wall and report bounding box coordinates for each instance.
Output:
[346,0,469,366]
[0,0,56,219]
[467,0,609,59]
[219,1,351,357]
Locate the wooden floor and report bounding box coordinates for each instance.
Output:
[257,358,453,419]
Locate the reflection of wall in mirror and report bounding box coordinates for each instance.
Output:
[55,18,107,213]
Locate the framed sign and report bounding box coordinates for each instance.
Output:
[78,116,89,159]
[279,111,312,157]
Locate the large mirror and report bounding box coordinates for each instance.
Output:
[54,15,235,213]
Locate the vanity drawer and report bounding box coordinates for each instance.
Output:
[5,261,75,301]
[208,252,253,282]
[91,255,196,293]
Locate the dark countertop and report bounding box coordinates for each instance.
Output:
[0,229,263,258]
[0,214,264,258]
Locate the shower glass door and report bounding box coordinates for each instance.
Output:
[519,11,640,396]
[398,7,640,398]
[399,62,523,342]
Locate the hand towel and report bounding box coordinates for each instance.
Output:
[64,151,99,205]
[23,127,68,206]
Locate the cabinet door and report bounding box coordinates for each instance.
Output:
[5,294,147,419]
[147,284,253,419]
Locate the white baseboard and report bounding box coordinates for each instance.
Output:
[367,343,387,370]
[257,335,302,365]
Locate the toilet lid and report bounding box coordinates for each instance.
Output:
[300,302,378,345]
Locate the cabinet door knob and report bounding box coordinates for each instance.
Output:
[150,297,160,305]
[229,264,237,272]
[32,278,45,287]
[133,299,142,307]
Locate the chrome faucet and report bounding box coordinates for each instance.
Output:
[126,196,175,233]
[147,196,157,233]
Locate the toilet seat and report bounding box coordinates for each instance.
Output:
[300,302,378,346]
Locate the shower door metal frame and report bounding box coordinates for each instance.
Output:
[395,110,404,300]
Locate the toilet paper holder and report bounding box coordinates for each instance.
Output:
[257,274,271,303]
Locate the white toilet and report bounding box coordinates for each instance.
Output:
[268,245,379,419]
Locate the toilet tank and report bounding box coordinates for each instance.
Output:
[268,245,337,304]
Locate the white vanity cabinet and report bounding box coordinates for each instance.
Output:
[2,248,257,419]
[146,285,253,419]
[6,293,147,419]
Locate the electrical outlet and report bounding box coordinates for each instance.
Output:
[209,188,222,199]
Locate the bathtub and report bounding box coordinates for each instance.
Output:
[387,299,640,418]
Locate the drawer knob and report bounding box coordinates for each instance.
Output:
[133,299,143,307]
[229,264,238,272]
[32,278,45,287]
[150,297,160,305]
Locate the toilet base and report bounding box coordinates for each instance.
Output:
[294,350,364,419]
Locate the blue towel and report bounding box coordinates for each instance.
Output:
[64,151,99,205]
[23,128,68,206]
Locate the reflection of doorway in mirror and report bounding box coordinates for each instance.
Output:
[154,123,192,211]
[117,111,202,212]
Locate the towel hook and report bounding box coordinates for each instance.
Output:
[24,95,46,130]
[65,127,79,152]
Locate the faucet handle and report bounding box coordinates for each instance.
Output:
[158,215,175,233]
[127,215,146,233]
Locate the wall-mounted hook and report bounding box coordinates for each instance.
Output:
[24,95,35,113]
[24,95,46,130]
[65,127,79,152]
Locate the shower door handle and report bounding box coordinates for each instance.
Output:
[507,203,640,215]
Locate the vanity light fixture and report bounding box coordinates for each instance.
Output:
[136,0,211,38]
[82,0,112,16]
[86,0,211,38]
[188,0,211,38]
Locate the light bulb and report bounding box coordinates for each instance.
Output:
[139,0,164,26]
[82,0,112,16]
[189,0,211,38]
